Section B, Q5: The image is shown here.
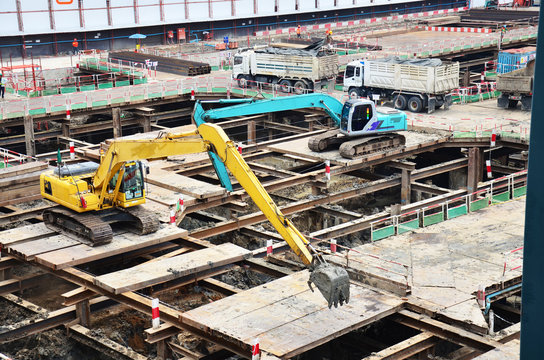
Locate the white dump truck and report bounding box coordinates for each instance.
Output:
[232,42,338,94]
[496,58,534,111]
[343,58,460,113]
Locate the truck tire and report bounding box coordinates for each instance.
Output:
[393,95,407,110]
[349,88,360,99]
[497,94,509,108]
[279,79,291,93]
[407,96,423,113]
[237,75,247,88]
[508,99,518,109]
[244,75,254,88]
[521,96,532,111]
[293,80,307,95]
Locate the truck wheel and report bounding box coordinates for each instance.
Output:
[279,79,291,93]
[293,80,307,95]
[393,95,407,110]
[244,75,254,88]
[508,99,518,109]
[407,96,423,113]
[521,96,532,111]
[349,88,360,99]
[237,75,247,88]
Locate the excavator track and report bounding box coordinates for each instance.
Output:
[120,206,160,235]
[339,134,406,159]
[42,206,159,247]
[308,130,344,152]
[43,207,113,246]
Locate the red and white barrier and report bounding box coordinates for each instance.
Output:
[66,109,71,120]
[251,338,260,360]
[237,144,243,155]
[486,160,492,178]
[69,141,75,160]
[254,7,468,36]
[419,26,492,33]
[266,240,273,256]
[477,284,486,307]
[325,160,331,181]
[151,298,160,329]
[330,239,337,253]
[491,129,496,147]
[191,88,195,100]
[177,195,184,213]
[169,209,176,224]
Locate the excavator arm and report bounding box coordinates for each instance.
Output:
[89,122,349,307]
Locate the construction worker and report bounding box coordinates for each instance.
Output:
[326,29,333,47]
[72,38,79,55]
[296,25,301,38]
[0,74,6,99]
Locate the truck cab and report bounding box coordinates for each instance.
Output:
[343,62,364,98]
[233,52,251,87]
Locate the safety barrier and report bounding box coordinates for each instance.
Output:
[0,75,344,120]
[418,26,493,33]
[451,82,498,104]
[0,147,38,169]
[370,170,528,241]
[254,7,468,36]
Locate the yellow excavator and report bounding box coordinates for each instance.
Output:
[40,115,350,307]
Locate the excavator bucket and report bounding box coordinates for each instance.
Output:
[308,263,350,308]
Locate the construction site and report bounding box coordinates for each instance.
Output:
[0,1,538,359]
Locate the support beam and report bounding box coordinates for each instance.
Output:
[112,107,122,138]
[76,299,91,327]
[24,116,36,157]
[467,148,483,193]
[394,310,501,353]
[247,120,256,144]
[363,332,438,360]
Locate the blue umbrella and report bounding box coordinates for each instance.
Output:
[129,33,147,39]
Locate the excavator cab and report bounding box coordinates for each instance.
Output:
[109,161,146,206]
[340,99,376,136]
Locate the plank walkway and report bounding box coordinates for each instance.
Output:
[182,270,404,359]
[328,197,525,333]
[0,223,188,270]
[94,243,251,294]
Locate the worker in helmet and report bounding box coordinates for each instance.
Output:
[72,38,79,55]
[296,25,301,38]
[326,29,333,46]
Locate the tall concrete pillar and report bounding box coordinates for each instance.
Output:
[112,107,122,138]
[23,116,36,157]
[467,147,483,193]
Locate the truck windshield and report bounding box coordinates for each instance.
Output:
[234,56,243,65]
[345,66,355,78]
[340,103,351,131]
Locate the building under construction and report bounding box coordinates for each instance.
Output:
[0,2,536,359]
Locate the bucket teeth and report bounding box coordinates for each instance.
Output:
[308,263,350,308]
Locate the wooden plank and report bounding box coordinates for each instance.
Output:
[94,243,251,294]
[182,271,404,358]
[147,168,226,199]
[0,223,57,246]
[9,234,80,260]
[363,332,437,360]
[0,162,48,179]
[146,183,196,207]
[34,226,188,270]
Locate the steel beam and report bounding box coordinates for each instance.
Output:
[362,332,438,360]
[393,310,501,353]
